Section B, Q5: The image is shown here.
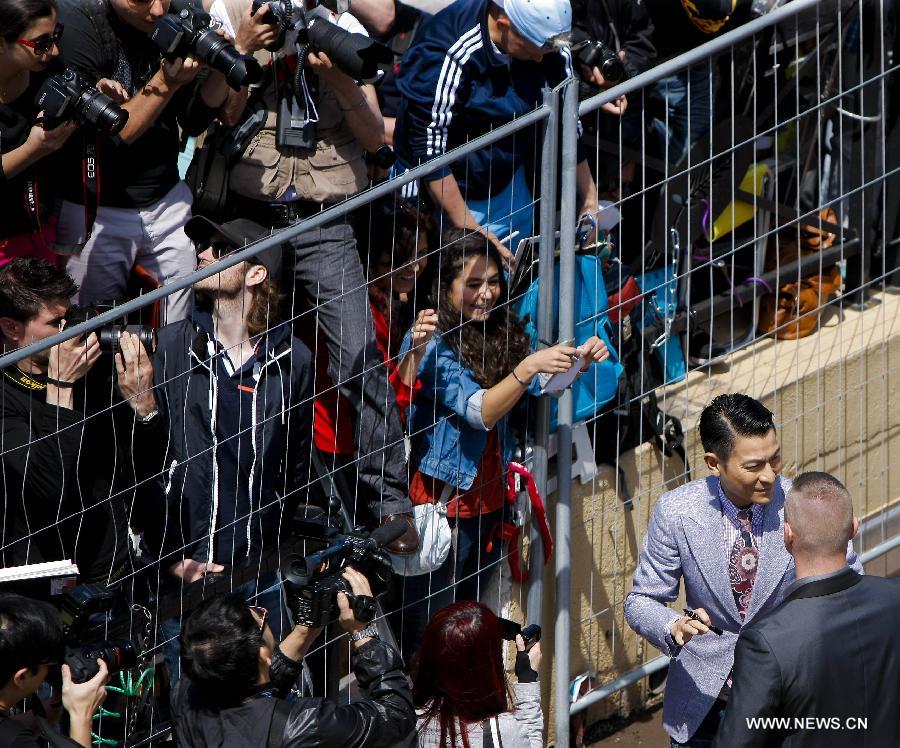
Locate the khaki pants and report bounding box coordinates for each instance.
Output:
[57,181,196,323]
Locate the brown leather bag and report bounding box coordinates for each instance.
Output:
[759,265,842,339]
[759,208,842,339]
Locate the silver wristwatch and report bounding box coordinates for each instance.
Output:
[351,624,379,642]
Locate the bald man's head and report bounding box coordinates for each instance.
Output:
[784,472,855,558]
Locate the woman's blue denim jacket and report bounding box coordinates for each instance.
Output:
[401,331,542,491]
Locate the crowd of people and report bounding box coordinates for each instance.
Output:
[3,0,895,745]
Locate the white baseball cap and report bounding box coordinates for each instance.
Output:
[502,0,572,49]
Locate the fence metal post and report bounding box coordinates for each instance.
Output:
[527,85,561,624]
[554,77,579,748]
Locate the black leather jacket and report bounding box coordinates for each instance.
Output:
[172,639,415,747]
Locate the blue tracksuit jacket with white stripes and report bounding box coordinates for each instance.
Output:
[393,0,578,200]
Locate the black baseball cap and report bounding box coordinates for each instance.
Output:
[185,216,283,279]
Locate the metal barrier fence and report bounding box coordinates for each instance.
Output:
[0,0,897,744]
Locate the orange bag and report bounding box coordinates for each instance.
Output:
[758,209,842,339]
[758,266,842,339]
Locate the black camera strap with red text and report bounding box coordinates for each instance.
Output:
[24,133,101,256]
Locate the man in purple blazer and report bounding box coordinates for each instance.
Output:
[624,394,861,747]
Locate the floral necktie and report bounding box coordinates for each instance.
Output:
[729,509,758,619]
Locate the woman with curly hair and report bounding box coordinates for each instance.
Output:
[398,228,609,657]
[411,601,543,748]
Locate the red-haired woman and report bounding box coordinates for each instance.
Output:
[411,601,543,748]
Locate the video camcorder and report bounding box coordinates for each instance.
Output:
[281,518,407,628]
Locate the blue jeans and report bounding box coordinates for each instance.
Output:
[159,571,288,689]
[467,165,535,243]
[649,61,715,166]
[398,509,505,661]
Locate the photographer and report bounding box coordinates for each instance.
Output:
[0,258,157,584]
[571,0,655,97]
[172,567,415,747]
[0,0,73,265]
[412,601,543,748]
[209,0,419,552]
[0,593,109,748]
[52,0,232,323]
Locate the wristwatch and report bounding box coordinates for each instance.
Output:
[351,623,379,642]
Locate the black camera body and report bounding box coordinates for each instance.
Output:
[281,523,399,628]
[250,0,391,82]
[34,68,129,135]
[66,303,158,355]
[575,38,626,85]
[149,0,262,90]
[65,639,137,684]
[52,585,139,685]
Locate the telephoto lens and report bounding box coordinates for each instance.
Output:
[194,26,263,89]
[305,16,392,83]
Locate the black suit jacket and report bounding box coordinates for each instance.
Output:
[714,569,900,747]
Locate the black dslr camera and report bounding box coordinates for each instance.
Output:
[66,640,138,684]
[34,68,129,135]
[55,584,139,684]
[250,0,391,82]
[150,0,262,90]
[66,303,158,354]
[281,519,406,628]
[573,37,626,85]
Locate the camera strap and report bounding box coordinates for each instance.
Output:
[23,134,101,257]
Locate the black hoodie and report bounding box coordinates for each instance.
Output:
[141,313,313,568]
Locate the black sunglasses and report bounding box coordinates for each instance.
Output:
[17,23,64,55]
[197,240,237,259]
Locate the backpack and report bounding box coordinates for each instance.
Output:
[514,248,625,430]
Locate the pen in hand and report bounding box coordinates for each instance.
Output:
[683,608,724,636]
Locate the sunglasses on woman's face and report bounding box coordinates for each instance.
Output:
[17,23,64,55]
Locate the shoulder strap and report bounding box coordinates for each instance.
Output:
[267,699,291,748]
[82,0,121,74]
[482,716,503,748]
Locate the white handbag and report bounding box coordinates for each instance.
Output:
[389,500,452,577]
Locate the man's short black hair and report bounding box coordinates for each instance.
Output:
[180,594,262,704]
[0,259,77,323]
[0,593,65,687]
[699,394,776,461]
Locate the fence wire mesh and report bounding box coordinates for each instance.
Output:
[0,0,896,746]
